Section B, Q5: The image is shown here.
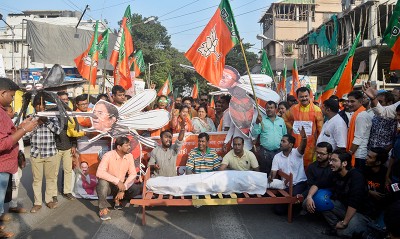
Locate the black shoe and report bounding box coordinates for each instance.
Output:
[52,196,58,203]
[321,228,337,236]
[63,193,75,200]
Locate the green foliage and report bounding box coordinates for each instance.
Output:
[226,43,258,75]
[128,14,256,96]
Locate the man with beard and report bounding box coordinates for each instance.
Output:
[321,149,371,237]
[96,137,142,221]
[303,142,334,213]
[252,101,287,174]
[219,137,259,171]
[338,94,353,127]
[283,87,324,167]
[148,119,186,177]
[186,133,221,174]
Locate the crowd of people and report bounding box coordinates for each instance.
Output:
[1,75,400,238]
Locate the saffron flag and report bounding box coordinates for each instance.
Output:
[277,64,286,99]
[131,50,145,77]
[290,59,299,96]
[260,50,274,78]
[318,32,360,102]
[210,95,215,108]
[110,6,132,67]
[383,0,400,70]
[185,0,240,87]
[191,80,199,99]
[74,21,99,86]
[113,11,134,90]
[157,74,172,96]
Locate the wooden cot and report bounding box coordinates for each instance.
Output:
[130,169,304,225]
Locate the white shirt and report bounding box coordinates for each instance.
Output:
[317,114,348,150]
[353,110,374,159]
[271,148,307,185]
[222,109,231,130]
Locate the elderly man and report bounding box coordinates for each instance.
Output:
[92,100,119,132]
[219,137,259,171]
[186,133,221,174]
[0,78,38,237]
[96,137,141,221]
[283,87,324,167]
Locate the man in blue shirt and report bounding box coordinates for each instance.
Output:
[252,101,287,174]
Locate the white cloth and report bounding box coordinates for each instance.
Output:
[317,114,348,150]
[271,148,307,185]
[372,101,400,119]
[146,171,269,196]
[353,110,374,159]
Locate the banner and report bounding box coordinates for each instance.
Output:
[142,132,229,175]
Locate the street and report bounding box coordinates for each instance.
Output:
[2,150,333,239]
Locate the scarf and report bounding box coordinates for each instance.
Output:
[346,106,365,166]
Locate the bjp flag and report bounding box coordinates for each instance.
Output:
[185,0,240,87]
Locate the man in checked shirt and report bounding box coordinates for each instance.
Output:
[28,95,61,213]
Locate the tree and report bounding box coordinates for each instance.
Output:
[226,43,258,75]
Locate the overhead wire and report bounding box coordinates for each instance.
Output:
[159,0,200,18]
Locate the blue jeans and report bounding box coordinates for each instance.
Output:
[0,172,11,215]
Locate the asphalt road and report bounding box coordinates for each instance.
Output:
[1,149,333,239]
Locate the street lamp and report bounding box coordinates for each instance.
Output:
[256,34,286,71]
[0,14,15,81]
[148,61,165,88]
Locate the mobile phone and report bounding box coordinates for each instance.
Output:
[391,183,400,192]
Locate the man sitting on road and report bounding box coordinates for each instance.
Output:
[96,137,142,221]
[303,142,334,214]
[186,133,221,174]
[219,136,259,171]
[321,149,371,237]
[148,119,186,177]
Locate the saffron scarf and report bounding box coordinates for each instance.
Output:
[346,106,366,166]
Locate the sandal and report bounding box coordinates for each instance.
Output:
[99,208,111,221]
[0,214,11,222]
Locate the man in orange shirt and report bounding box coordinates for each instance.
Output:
[96,137,141,220]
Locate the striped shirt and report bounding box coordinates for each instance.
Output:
[29,117,61,158]
[186,147,221,174]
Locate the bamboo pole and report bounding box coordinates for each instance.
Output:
[101,59,107,94]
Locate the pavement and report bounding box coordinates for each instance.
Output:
[1,149,334,239]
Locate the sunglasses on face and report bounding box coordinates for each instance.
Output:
[158,100,168,103]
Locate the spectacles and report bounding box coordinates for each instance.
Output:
[315,151,328,156]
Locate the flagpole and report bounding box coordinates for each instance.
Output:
[367,42,383,83]
[102,59,107,94]
[238,40,261,115]
[87,56,95,102]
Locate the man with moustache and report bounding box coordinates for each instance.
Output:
[320,150,371,237]
[111,85,126,107]
[96,137,142,221]
[219,137,259,171]
[186,132,221,174]
[148,119,186,177]
[252,101,287,174]
[283,87,324,167]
